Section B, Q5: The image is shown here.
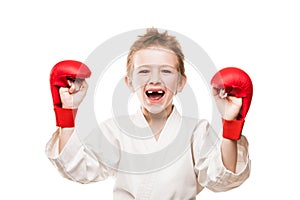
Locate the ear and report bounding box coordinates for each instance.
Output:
[176,75,187,93]
[124,75,135,92]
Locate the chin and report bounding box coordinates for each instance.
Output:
[143,102,173,115]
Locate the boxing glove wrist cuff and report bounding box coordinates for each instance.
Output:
[222,119,245,140]
[54,107,78,128]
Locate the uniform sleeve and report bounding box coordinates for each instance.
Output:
[192,120,251,192]
[45,128,115,184]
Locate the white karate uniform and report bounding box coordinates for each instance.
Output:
[46,107,250,200]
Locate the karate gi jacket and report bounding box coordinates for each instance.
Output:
[46,107,250,200]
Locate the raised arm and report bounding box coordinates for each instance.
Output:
[49,60,91,152]
[211,67,253,173]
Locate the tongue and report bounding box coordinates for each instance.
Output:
[148,93,163,100]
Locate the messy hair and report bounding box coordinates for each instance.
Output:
[127,28,185,77]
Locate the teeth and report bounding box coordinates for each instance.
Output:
[147,90,164,94]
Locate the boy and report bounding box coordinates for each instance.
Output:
[46,28,250,199]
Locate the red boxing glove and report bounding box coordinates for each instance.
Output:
[211,67,253,140]
[50,60,91,127]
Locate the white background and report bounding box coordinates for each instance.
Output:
[1,0,299,199]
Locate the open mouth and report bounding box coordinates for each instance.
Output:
[145,89,165,101]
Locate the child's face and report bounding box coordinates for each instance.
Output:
[125,47,186,115]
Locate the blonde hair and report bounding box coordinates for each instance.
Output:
[127,28,185,77]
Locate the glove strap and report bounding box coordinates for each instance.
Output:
[222,119,245,140]
[54,107,78,128]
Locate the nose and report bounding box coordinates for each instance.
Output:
[149,68,161,84]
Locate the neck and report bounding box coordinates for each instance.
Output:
[142,105,173,140]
